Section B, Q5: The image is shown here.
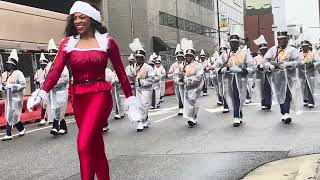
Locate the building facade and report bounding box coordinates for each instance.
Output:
[0,0,107,94]
[0,0,245,93]
[107,0,220,69]
[216,0,244,44]
[244,0,275,53]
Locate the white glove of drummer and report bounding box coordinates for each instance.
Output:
[125,96,143,122]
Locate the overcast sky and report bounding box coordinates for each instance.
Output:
[284,0,320,42]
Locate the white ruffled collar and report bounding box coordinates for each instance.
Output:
[64,31,109,53]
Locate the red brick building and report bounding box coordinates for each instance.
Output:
[244,1,274,54]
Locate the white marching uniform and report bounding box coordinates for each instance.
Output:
[210,57,222,103]
[254,54,272,103]
[158,65,166,100]
[1,70,26,126]
[201,59,211,95]
[298,50,320,106]
[264,45,301,117]
[45,62,69,123]
[183,61,204,122]
[125,64,136,95]
[168,61,185,113]
[34,68,48,114]
[152,66,161,108]
[135,63,155,122]
[34,68,47,89]
[111,71,125,118]
[217,48,255,120]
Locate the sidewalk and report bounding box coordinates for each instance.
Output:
[242,154,320,180]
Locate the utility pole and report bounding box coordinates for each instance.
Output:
[176,0,180,44]
[216,0,221,47]
[129,0,134,39]
[319,0,320,27]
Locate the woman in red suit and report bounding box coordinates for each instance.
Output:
[30,1,133,179]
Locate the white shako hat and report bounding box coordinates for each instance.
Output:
[129,38,146,57]
[7,49,19,65]
[181,38,195,56]
[254,35,268,50]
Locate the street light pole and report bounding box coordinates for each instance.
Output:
[176,0,180,44]
[129,0,134,39]
[216,0,221,47]
[319,0,320,27]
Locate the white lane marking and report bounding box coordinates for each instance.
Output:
[300,110,320,113]
[244,102,278,106]
[0,120,76,139]
[0,132,5,136]
[205,107,224,113]
[154,114,177,123]
[149,106,178,112]
[149,110,176,116]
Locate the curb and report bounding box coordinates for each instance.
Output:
[242,154,320,180]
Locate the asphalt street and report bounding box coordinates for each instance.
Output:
[1,88,320,180]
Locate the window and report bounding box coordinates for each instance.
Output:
[190,0,214,11]
[159,11,216,38]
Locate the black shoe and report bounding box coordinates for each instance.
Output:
[59,119,68,135]
[187,119,197,127]
[50,120,60,136]
[283,118,292,124]
[233,123,241,127]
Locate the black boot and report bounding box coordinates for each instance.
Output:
[50,119,60,136]
[59,119,67,135]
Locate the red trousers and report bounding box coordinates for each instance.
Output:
[71,91,113,180]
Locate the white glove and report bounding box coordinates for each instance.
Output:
[269,64,275,71]
[4,84,14,90]
[125,96,143,122]
[27,95,41,112]
[229,66,242,73]
[27,89,49,112]
[221,67,228,73]
[258,64,264,69]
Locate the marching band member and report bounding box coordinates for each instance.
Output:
[244,46,254,104]
[34,53,49,126]
[156,56,166,103]
[1,49,26,141]
[254,35,273,111]
[264,28,301,124]
[45,39,70,136]
[129,38,155,132]
[210,51,223,105]
[148,53,160,109]
[125,53,136,95]
[111,71,125,119]
[216,40,230,112]
[217,26,255,127]
[168,44,185,116]
[200,49,211,96]
[181,38,203,127]
[298,40,320,108]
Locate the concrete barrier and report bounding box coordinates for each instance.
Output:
[0,80,176,128]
